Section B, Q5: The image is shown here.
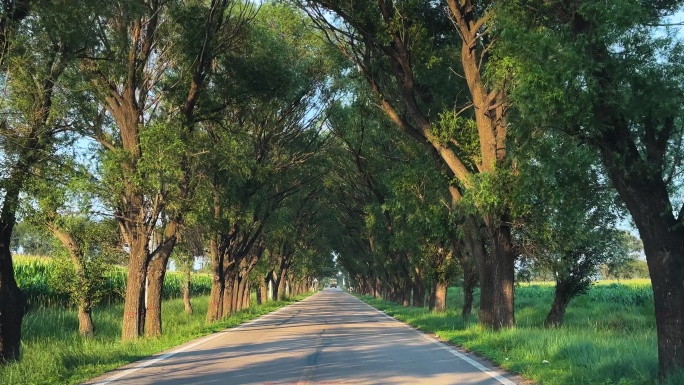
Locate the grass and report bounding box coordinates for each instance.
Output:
[358,280,678,385]
[0,294,310,385]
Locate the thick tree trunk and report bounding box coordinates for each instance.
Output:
[121,236,149,341]
[183,276,193,315]
[276,269,288,301]
[0,222,24,363]
[402,280,411,307]
[603,166,684,377]
[466,216,515,330]
[412,285,425,307]
[412,271,425,307]
[145,254,169,338]
[221,271,236,318]
[242,281,250,309]
[544,282,573,328]
[460,253,478,321]
[78,302,95,338]
[433,280,448,312]
[373,275,380,298]
[428,281,436,310]
[231,274,241,312]
[257,278,268,305]
[235,276,246,311]
[207,273,224,322]
[145,224,178,337]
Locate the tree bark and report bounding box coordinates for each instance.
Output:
[433,280,448,312]
[544,281,573,328]
[477,216,515,329]
[601,158,684,376]
[241,281,250,309]
[121,236,149,341]
[183,274,193,315]
[402,280,411,307]
[0,221,24,363]
[276,266,288,301]
[221,270,236,318]
[206,248,224,322]
[78,302,95,338]
[460,252,478,321]
[412,269,425,307]
[463,216,515,329]
[145,247,173,337]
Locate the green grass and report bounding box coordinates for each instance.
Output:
[358,280,678,385]
[0,294,310,385]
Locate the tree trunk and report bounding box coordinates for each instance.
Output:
[235,276,246,311]
[412,271,425,307]
[121,236,149,341]
[276,268,288,301]
[221,271,236,318]
[460,253,478,321]
[207,271,224,322]
[544,281,573,328]
[402,280,411,307]
[428,281,436,310]
[145,253,169,338]
[242,281,250,309]
[183,277,193,315]
[231,274,241,312]
[433,280,448,312]
[0,222,24,363]
[78,302,95,338]
[256,274,267,304]
[602,166,684,377]
[466,216,515,330]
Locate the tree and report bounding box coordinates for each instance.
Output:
[0,0,97,362]
[300,0,518,329]
[10,221,54,255]
[513,133,628,327]
[497,0,684,376]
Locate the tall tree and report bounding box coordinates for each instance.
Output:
[497,0,684,377]
[0,0,95,361]
[299,0,516,328]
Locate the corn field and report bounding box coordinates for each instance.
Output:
[13,256,211,309]
[514,279,653,306]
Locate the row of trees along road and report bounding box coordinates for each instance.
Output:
[0,0,337,362]
[297,0,684,380]
[1,0,683,381]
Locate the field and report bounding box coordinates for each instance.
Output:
[360,280,678,385]
[13,255,212,307]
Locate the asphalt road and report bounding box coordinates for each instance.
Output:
[86,289,521,385]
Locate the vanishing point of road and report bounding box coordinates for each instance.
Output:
[86,289,523,385]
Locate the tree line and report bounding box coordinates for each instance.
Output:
[0,0,337,363]
[1,0,683,381]
[295,0,684,380]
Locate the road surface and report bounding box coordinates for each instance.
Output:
[86,289,521,385]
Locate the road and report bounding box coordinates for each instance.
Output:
[86,289,521,385]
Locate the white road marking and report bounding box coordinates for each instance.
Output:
[92,294,319,385]
[352,294,517,385]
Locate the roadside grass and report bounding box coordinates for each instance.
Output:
[0,293,310,385]
[359,281,673,385]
